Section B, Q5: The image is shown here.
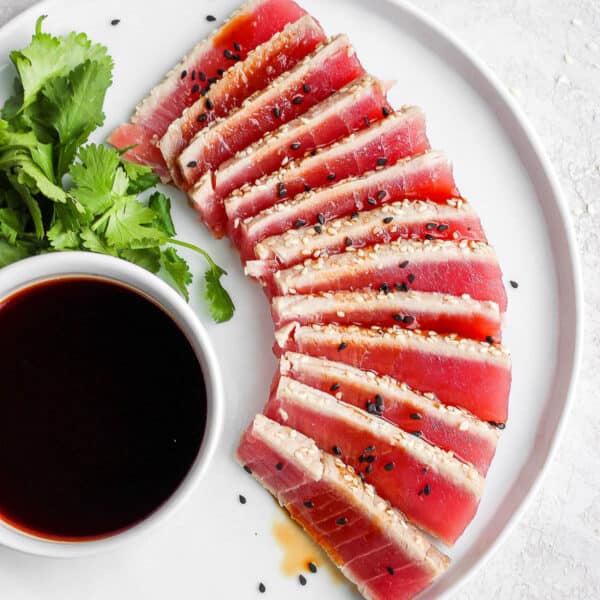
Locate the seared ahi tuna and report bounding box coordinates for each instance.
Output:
[224,106,429,226]
[249,239,508,311]
[108,0,309,180]
[236,150,458,252]
[279,352,500,475]
[236,414,450,599]
[251,198,485,265]
[274,322,511,423]
[159,16,327,182]
[264,376,485,544]
[177,34,364,185]
[271,288,502,342]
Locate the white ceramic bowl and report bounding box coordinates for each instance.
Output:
[0,252,224,557]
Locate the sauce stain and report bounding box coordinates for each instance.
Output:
[272,516,345,584]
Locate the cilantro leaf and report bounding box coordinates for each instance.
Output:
[0,207,26,244]
[80,227,117,256]
[121,247,161,273]
[8,16,110,110]
[149,192,176,236]
[122,160,160,194]
[161,247,192,300]
[204,262,235,323]
[32,57,113,176]
[0,238,34,267]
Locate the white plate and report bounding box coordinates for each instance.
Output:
[0,0,582,598]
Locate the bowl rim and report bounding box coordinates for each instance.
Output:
[0,251,224,557]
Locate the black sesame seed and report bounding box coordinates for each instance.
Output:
[383,216,393,224]
[486,335,495,344]
[199,71,207,81]
[344,236,353,247]
[327,173,336,181]
[191,84,200,93]
[411,431,423,438]
[337,342,347,351]
[382,106,391,117]
[292,95,303,105]
[423,483,431,496]
[425,233,435,240]
[304,501,314,508]
[217,68,225,76]
[408,273,415,283]
[299,574,307,586]
[304,184,312,192]
[497,423,506,430]
[377,157,388,166]
[358,455,365,463]
[365,464,373,474]
[191,70,196,81]
[317,213,325,225]
[180,70,188,79]
[384,462,394,471]
[276,462,284,471]
[367,197,377,206]
[379,282,390,294]
[387,566,395,575]
[365,455,376,464]
[258,582,266,593]
[421,467,428,474]
[399,260,409,268]
[510,280,519,288]
[398,282,409,292]
[377,190,387,200]
[336,518,348,525]
[364,445,376,453]
[410,412,422,420]
[392,314,403,321]
[351,212,359,219]
[206,14,217,22]
[224,49,234,59]
[291,142,302,150]
[205,98,214,110]
[294,219,307,228]
[438,223,449,232]
[233,42,242,52]
[332,445,342,455]
[209,76,219,84]
[313,225,322,234]
[375,395,384,407]
[201,86,210,96]
[110,18,121,26]
[367,402,378,415]
[403,315,415,324]
[303,83,311,93]
[273,106,281,118]
[311,149,317,156]
[197,113,208,123]
[187,160,198,168]
[359,472,366,482]
[232,53,241,61]
[243,465,252,474]
[239,494,247,504]
[277,187,287,198]
[330,383,341,391]
[308,562,317,574]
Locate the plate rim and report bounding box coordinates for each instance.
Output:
[0,0,584,597]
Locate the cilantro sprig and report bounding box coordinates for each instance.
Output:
[0,16,234,323]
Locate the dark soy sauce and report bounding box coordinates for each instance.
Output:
[0,277,207,540]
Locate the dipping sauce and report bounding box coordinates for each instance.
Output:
[0,277,206,540]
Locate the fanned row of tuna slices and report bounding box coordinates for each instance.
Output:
[109,1,512,598]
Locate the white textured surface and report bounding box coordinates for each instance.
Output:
[0,0,598,597]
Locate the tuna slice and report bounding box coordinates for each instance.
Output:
[224,105,429,227]
[237,150,458,252]
[237,414,450,599]
[271,288,502,342]
[178,33,366,206]
[251,197,485,265]
[107,0,308,180]
[274,322,512,423]
[265,376,485,544]
[279,352,500,475]
[251,239,507,312]
[221,75,392,244]
[159,16,326,182]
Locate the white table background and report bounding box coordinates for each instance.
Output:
[0,0,598,597]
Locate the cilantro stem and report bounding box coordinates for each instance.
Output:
[167,238,223,272]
